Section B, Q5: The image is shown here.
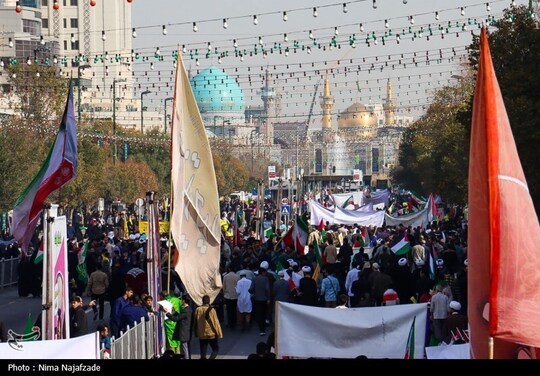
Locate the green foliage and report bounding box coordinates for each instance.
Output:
[469,5,540,213]
[392,75,473,203]
[210,139,250,196]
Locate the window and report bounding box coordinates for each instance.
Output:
[42,0,48,6]
[70,19,78,28]
[22,20,40,36]
[70,0,78,5]
[63,0,66,6]
[63,40,67,50]
[71,40,79,50]
[63,19,67,28]
[42,18,49,28]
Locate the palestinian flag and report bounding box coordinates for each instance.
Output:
[12,86,78,252]
[33,238,44,265]
[391,232,410,256]
[404,316,416,359]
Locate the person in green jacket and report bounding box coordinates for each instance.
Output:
[160,291,182,353]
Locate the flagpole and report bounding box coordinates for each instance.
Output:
[274,300,279,358]
[41,204,53,340]
[166,48,181,295]
[488,337,494,359]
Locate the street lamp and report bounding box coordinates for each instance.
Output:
[213,115,222,136]
[77,63,91,120]
[163,97,173,133]
[223,120,232,141]
[112,78,127,164]
[140,90,151,134]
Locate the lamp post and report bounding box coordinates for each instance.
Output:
[140,90,151,134]
[77,63,91,120]
[163,97,173,133]
[250,130,257,174]
[112,78,126,164]
[213,115,223,136]
[223,120,232,142]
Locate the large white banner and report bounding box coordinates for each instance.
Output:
[309,200,384,227]
[385,207,429,228]
[332,192,364,207]
[0,333,98,359]
[309,200,335,227]
[334,207,385,227]
[276,302,427,359]
[425,344,470,359]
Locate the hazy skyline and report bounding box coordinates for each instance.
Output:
[128,0,530,119]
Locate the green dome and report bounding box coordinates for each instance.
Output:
[190,67,245,113]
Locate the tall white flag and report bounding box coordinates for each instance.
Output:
[170,54,222,305]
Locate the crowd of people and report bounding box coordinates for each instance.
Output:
[2,192,470,358]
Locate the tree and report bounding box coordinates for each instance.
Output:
[210,139,250,195]
[468,5,540,213]
[392,73,473,203]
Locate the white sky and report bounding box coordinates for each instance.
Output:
[130,0,530,119]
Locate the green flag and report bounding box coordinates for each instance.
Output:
[76,240,89,285]
[24,313,37,341]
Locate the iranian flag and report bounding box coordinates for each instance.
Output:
[391,232,410,256]
[341,195,354,208]
[282,214,309,256]
[404,316,416,359]
[12,86,78,252]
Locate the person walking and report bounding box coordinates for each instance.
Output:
[166,294,194,359]
[69,296,96,338]
[194,295,223,360]
[86,263,109,320]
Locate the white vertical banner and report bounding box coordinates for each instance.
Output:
[276,302,427,359]
[43,206,69,340]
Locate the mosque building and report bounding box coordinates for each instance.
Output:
[190,66,247,139]
[311,77,413,188]
[189,65,413,189]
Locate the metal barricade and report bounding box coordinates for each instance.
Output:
[109,315,158,359]
[0,257,19,288]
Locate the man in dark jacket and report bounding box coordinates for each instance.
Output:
[166,295,193,359]
[70,296,95,337]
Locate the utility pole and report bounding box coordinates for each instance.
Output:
[77,63,90,120]
[140,90,151,134]
[163,97,173,133]
[112,78,126,164]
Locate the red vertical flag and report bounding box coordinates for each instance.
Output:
[468,27,540,359]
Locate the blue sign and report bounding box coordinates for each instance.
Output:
[281,205,290,215]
